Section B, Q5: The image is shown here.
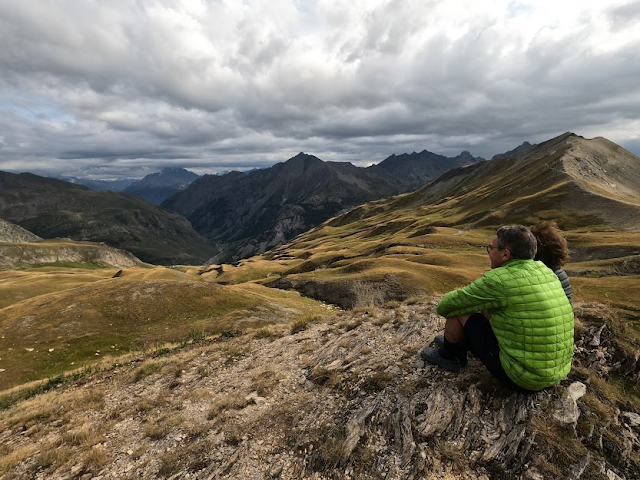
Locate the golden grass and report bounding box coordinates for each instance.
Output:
[209,259,297,284]
[572,276,640,314]
[83,445,110,468]
[0,444,38,475]
[0,270,335,391]
[33,447,73,471]
[0,269,115,309]
[61,425,105,447]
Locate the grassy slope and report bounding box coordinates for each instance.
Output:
[3,133,640,391]
[202,135,640,317]
[0,266,335,391]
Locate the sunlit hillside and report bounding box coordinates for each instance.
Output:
[206,134,640,320]
[0,133,639,479]
[0,265,336,391]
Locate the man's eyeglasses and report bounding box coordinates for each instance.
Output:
[485,245,504,253]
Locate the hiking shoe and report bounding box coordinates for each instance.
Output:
[433,335,470,358]
[421,347,465,372]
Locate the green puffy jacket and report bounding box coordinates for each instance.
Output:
[436,259,574,391]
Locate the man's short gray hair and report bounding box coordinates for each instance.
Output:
[496,225,537,260]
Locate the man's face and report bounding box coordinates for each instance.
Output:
[488,235,511,269]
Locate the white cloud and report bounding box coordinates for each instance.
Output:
[0,0,639,178]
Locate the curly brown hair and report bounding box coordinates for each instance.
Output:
[530,221,569,269]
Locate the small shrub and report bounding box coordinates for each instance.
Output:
[218,329,243,340]
[251,369,280,396]
[254,328,273,339]
[158,450,182,477]
[83,445,110,469]
[309,367,342,388]
[188,329,206,343]
[136,397,155,414]
[290,319,310,334]
[62,427,103,447]
[33,447,72,470]
[310,426,347,470]
[291,316,319,334]
[361,371,395,393]
[133,361,163,382]
[207,395,249,420]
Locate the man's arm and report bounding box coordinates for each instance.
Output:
[436,274,506,318]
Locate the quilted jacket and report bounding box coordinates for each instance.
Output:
[436,259,574,391]
[554,268,573,304]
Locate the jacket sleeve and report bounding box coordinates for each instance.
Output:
[554,268,573,304]
[436,273,507,318]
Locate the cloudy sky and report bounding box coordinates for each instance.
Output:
[1,0,639,179]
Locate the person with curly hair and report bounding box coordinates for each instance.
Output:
[422,225,574,393]
[530,221,573,304]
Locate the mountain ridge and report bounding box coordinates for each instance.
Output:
[390,132,640,230]
[163,150,482,262]
[0,171,215,265]
[124,167,200,205]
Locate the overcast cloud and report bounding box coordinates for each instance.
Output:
[1,0,639,179]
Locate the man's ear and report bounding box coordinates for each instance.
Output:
[503,249,512,262]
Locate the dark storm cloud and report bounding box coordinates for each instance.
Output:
[0,0,639,179]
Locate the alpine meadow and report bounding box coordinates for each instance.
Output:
[0,132,638,479]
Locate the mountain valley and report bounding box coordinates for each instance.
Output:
[0,132,639,479]
[163,150,482,263]
[0,172,214,265]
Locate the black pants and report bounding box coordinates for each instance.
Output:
[463,313,537,394]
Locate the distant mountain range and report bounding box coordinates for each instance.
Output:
[8,135,628,268]
[163,150,483,262]
[123,167,200,204]
[0,172,214,265]
[60,167,200,204]
[490,141,535,160]
[60,176,139,192]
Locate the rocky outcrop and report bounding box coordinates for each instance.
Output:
[1,300,636,479]
[267,274,413,309]
[0,240,140,268]
[0,218,40,242]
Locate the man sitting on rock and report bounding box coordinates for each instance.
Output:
[422,225,574,393]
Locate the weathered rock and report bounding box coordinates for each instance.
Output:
[553,381,587,426]
[0,300,638,480]
[622,411,640,431]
